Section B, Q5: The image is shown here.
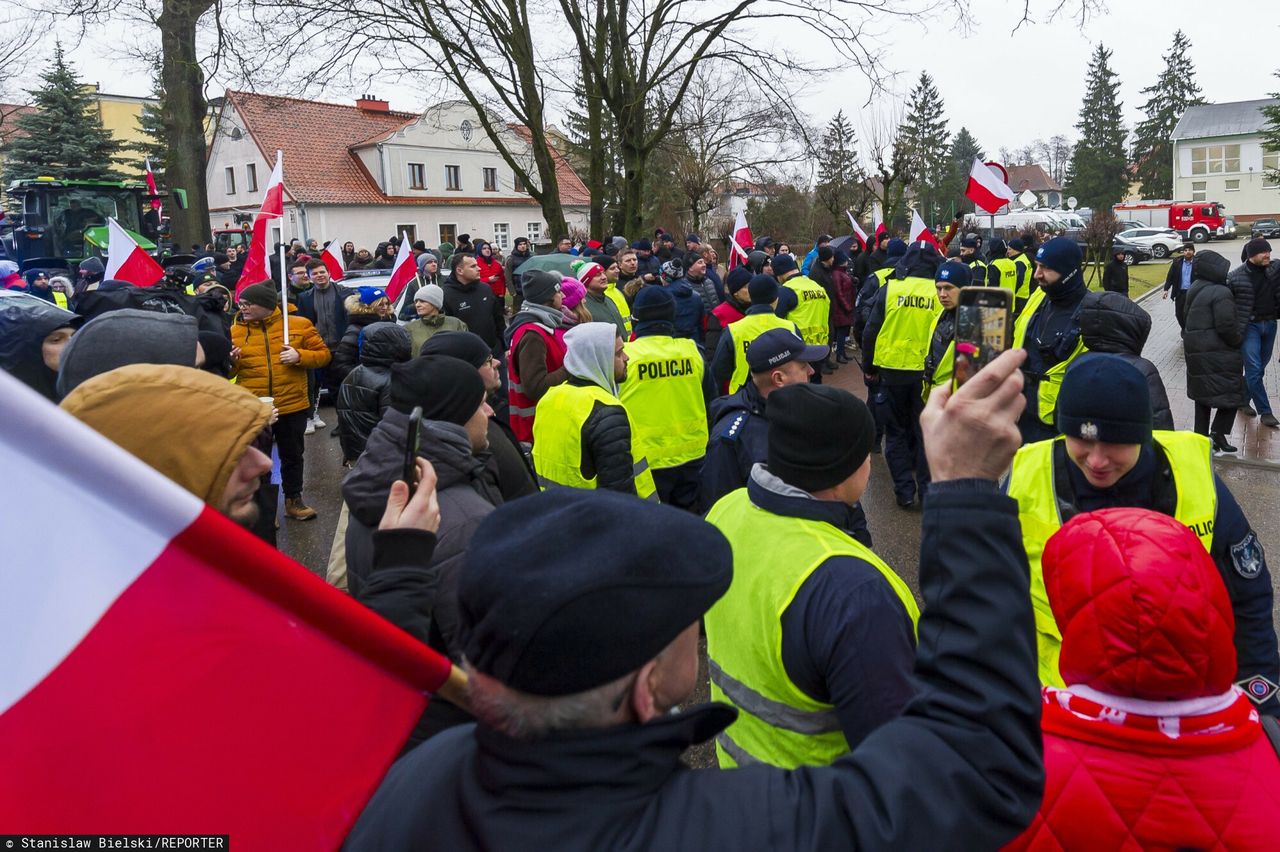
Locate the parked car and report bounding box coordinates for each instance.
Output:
[1251,219,1280,239]
[1116,227,1183,259]
[1064,230,1152,266]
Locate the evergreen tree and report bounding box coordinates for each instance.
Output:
[944,126,985,216]
[3,44,125,181]
[1066,44,1128,210]
[1131,30,1203,199]
[132,62,169,175]
[814,110,863,226]
[899,72,951,224]
[1260,75,1280,186]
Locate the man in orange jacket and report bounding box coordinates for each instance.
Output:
[231,280,331,520]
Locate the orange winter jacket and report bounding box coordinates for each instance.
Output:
[231,305,330,415]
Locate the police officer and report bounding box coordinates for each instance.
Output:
[701,328,830,509]
[957,235,988,284]
[862,240,944,508]
[922,261,970,399]
[532,322,656,499]
[773,254,830,382]
[710,274,799,392]
[704,383,917,768]
[619,287,716,511]
[1005,356,1280,715]
[1012,236,1089,444]
[989,237,1036,316]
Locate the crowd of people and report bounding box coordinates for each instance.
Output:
[3,220,1280,849]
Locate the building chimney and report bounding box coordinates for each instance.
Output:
[356,95,390,113]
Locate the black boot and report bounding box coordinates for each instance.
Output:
[1211,432,1238,454]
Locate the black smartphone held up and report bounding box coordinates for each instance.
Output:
[403,406,423,494]
[952,286,1014,390]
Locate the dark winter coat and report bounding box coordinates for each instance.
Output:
[831,267,856,328]
[922,308,955,390]
[1229,256,1280,322]
[296,283,350,346]
[1183,252,1248,408]
[563,377,643,494]
[1223,260,1259,330]
[343,481,1044,852]
[336,323,412,462]
[0,291,79,400]
[331,313,392,386]
[1101,258,1129,297]
[441,274,506,351]
[667,279,706,343]
[1077,290,1174,430]
[701,382,769,509]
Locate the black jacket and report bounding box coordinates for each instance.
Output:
[861,245,942,384]
[441,274,506,351]
[336,323,412,462]
[701,381,769,508]
[344,481,1044,851]
[1224,260,1260,329]
[1183,252,1248,408]
[1230,256,1280,321]
[1076,290,1174,430]
[1101,258,1128,296]
[922,307,955,390]
[565,377,642,494]
[331,314,392,386]
[296,283,349,346]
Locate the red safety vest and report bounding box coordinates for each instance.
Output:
[507,322,567,443]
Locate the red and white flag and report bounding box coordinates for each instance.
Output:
[103,217,165,287]
[144,157,162,218]
[846,210,869,250]
[235,151,285,298]
[0,370,455,844]
[873,202,886,242]
[321,239,346,282]
[727,209,754,270]
[385,232,417,303]
[910,209,941,249]
[965,158,1017,214]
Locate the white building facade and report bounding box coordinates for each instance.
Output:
[1172,99,1280,224]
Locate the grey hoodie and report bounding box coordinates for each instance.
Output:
[563,322,620,396]
[56,309,198,398]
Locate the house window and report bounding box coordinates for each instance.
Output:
[1225,179,1240,192]
[396,224,417,245]
[224,167,236,195]
[1264,150,1279,189]
[445,165,461,191]
[1190,144,1241,175]
[408,163,426,189]
[246,164,258,193]
[527,222,542,243]
[483,167,498,192]
[514,172,526,193]
[492,223,510,250]
[439,223,457,246]
[1191,180,1207,202]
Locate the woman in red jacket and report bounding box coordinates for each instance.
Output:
[1007,507,1280,851]
[474,240,507,300]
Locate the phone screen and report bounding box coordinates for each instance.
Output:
[952,287,1013,389]
[404,406,423,493]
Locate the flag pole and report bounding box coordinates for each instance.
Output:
[277,151,289,343]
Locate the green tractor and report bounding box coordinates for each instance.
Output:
[0,177,188,271]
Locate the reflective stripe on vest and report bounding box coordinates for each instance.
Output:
[1011,288,1089,425]
[704,488,919,768]
[531,382,657,499]
[619,335,708,468]
[507,322,567,443]
[728,312,796,393]
[873,276,941,371]
[605,284,631,334]
[1006,431,1216,687]
[783,275,830,347]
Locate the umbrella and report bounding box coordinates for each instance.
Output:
[516,254,580,277]
[829,235,859,254]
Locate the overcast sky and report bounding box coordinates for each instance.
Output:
[36,0,1280,160]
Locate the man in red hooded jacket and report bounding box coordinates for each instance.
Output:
[1006,507,1280,851]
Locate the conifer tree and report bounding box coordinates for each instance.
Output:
[4,44,124,181]
[945,127,985,216]
[1066,44,1128,210]
[899,72,951,224]
[1131,30,1204,199]
[132,63,169,175]
[814,110,863,225]
[1260,75,1280,187]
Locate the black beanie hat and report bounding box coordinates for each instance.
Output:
[418,330,492,366]
[522,270,562,306]
[632,284,676,321]
[748,274,779,305]
[389,355,486,424]
[771,253,798,276]
[1243,237,1272,262]
[1056,355,1152,445]
[458,488,733,696]
[725,265,752,294]
[817,245,835,263]
[766,384,875,491]
[238,281,278,310]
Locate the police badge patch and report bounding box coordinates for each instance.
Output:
[1079,421,1099,440]
[1230,532,1264,579]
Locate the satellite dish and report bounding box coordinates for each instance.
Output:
[1018,189,1037,208]
[1067,196,1078,210]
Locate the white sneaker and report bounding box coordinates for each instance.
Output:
[304,419,316,436]
[312,415,327,429]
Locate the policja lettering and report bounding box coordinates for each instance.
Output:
[637,358,696,380]
[897,293,936,309]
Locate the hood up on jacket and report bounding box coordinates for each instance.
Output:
[1192,250,1231,285]
[1077,290,1151,356]
[61,363,271,509]
[1044,507,1236,701]
[0,291,82,400]
[359,322,412,367]
[893,241,943,280]
[563,322,620,396]
[56,308,198,398]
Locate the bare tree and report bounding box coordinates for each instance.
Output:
[0,6,45,145]
[1037,134,1073,185]
[862,106,913,232]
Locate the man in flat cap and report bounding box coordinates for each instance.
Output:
[345,350,1045,851]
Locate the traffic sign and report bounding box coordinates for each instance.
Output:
[1067,196,1078,210]
[1018,189,1037,208]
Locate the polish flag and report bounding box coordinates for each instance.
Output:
[846,210,869,250]
[727,209,754,270]
[236,151,285,297]
[321,239,346,281]
[0,370,458,844]
[910,209,941,250]
[144,157,162,218]
[873,202,886,242]
[103,217,165,287]
[385,232,417,303]
[965,158,1017,214]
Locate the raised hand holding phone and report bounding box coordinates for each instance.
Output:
[922,348,1026,483]
[379,457,441,535]
[952,286,1013,390]
[403,405,423,493]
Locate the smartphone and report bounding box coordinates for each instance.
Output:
[952,287,1014,390]
[403,406,423,493]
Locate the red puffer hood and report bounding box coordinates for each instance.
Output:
[1043,507,1236,700]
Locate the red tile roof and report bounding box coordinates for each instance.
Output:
[223,91,589,209]
[0,103,38,146]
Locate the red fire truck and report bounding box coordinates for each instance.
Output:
[1112,200,1237,243]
